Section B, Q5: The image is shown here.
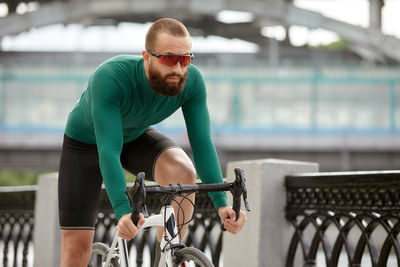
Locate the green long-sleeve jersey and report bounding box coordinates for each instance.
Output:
[65,55,227,220]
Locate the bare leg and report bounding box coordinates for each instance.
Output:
[60,229,94,267]
[154,147,197,242]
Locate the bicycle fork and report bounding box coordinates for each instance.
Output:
[107,235,131,267]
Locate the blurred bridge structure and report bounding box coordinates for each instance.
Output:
[0,0,399,173]
[0,0,400,63]
[0,51,399,172]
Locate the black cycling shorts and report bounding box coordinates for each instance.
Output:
[58,127,178,230]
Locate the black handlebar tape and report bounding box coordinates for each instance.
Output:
[232,168,245,221]
[221,223,227,231]
[131,198,141,226]
[221,194,241,231]
[130,172,145,226]
[232,193,241,221]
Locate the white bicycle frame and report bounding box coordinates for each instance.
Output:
[103,205,180,267]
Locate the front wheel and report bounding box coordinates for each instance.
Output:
[89,242,120,267]
[173,247,214,267]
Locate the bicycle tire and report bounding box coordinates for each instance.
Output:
[90,242,120,267]
[173,247,214,267]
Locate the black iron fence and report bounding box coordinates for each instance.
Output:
[285,171,400,267]
[0,183,221,267]
[0,186,36,267]
[4,171,400,266]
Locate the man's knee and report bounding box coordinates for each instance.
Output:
[162,156,196,184]
[173,159,196,184]
[155,148,196,185]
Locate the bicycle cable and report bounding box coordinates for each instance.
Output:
[162,192,196,242]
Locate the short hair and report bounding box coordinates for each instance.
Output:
[145,18,190,50]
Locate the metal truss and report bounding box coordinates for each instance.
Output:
[0,0,399,62]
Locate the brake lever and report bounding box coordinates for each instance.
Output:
[130,172,147,225]
[138,174,149,218]
[221,168,251,231]
[240,173,251,212]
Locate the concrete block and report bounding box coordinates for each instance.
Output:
[223,159,319,267]
[33,172,61,267]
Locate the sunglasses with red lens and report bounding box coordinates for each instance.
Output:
[146,49,194,67]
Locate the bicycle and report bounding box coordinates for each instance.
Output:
[89,167,251,267]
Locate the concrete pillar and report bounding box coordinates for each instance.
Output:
[33,172,61,267]
[223,159,319,267]
[369,0,383,31]
[269,38,280,66]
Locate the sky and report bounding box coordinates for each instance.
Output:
[0,0,399,52]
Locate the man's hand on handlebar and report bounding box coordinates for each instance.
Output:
[218,206,247,234]
[117,213,145,240]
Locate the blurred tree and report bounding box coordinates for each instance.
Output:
[0,170,39,186]
[310,39,348,51]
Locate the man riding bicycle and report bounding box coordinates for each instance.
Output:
[58,18,247,267]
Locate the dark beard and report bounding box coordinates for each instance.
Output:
[148,66,187,96]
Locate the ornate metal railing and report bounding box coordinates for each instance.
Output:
[0,186,36,267]
[0,183,221,267]
[93,184,222,267]
[285,171,400,267]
